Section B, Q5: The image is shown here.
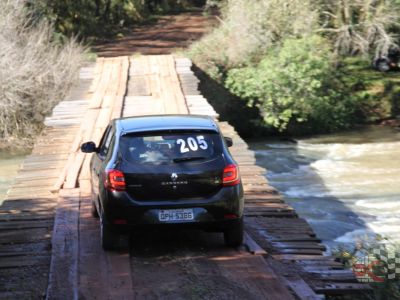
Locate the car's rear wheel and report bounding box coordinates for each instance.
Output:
[223,218,244,247]
[101,220,118,251]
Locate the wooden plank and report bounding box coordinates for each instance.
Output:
[245,211,297,218]
[78,180,110,299]
[89,59,113,109]
[215,250,296,300]
[269,237,322,243]
[89,57,104,93]
[0,227,51,244]
[312,283,372,294]
[271,242,326,251]
[0,255,50,268]
[78,179,134,299]
[284,277,321,300]
[243,231,267,255]
[111,56,129,119]
[64,152,86,189]
[46,188,80,300]
[51,152,76,192]
[0,213,54,222]
[0,220,53,230]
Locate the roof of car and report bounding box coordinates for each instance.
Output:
[114,115,219,134]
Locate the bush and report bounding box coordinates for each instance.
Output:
[0,0,84,145]
[190,0,400,136]
[225,36,359,132]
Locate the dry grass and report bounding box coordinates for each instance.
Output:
[189,0,317,73]
[0,0,84,147]
[192,0,399,73]
[318,0,400,57]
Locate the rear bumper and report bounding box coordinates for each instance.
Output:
[100,184,244,232]
[107,218,243,234]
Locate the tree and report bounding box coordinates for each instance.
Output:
[317,0,400,57]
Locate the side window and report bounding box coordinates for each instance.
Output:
[98,126,114,158]
[105,136,116,159]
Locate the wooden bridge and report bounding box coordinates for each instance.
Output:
[0,55,370,299]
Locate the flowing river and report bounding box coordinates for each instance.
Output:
[0,151,26,205]
[249,126,400,253]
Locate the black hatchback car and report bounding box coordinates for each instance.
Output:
[81,115,244,250]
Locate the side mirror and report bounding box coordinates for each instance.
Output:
[224,137,233,147]
[81,141,97,153]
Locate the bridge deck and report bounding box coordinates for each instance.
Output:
[0,56,369,299]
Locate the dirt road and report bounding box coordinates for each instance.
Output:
[93,11,215,57]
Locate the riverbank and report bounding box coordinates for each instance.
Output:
[188,1,400,137]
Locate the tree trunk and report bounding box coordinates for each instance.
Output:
[103,0,111,20]
[95,0,101,17]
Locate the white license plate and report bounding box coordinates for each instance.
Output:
[159,209,194,222]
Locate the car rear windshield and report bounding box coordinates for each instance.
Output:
[119,131,222,165]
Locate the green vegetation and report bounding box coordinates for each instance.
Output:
[190,0,400,135]
[30,0,204,39]
[226,36,357,133]
[0,0,84,147]
[339,57,400,123]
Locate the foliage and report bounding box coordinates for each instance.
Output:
[339,56,400,122]
[316,0,400,57]
[30,0,146,38]
[225,36,359,132]
[29,0,199,38]
[189,0,318,74]
[0,0,84,144]
[189,0,400,135]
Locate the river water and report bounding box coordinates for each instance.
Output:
[249,126,400,253]
[0,151,26,205]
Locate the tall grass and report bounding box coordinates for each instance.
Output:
[0,0,84,147]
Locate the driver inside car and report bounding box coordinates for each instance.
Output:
[128,137,168,164]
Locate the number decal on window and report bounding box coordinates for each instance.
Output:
[196,136,208,150]
[177,139,189,153]
[187,137,198,151]
[177,136,209,153]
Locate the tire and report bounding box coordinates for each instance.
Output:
[91,199,99,218]
[223,218,244,247]
[101,220,119,251]
[376,59,390,72]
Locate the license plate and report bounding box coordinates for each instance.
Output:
[159,209,194,222]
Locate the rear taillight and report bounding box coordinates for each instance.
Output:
[223,164,240,186]
[104,169,126,191]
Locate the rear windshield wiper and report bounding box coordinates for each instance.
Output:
[173,156,206,163]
